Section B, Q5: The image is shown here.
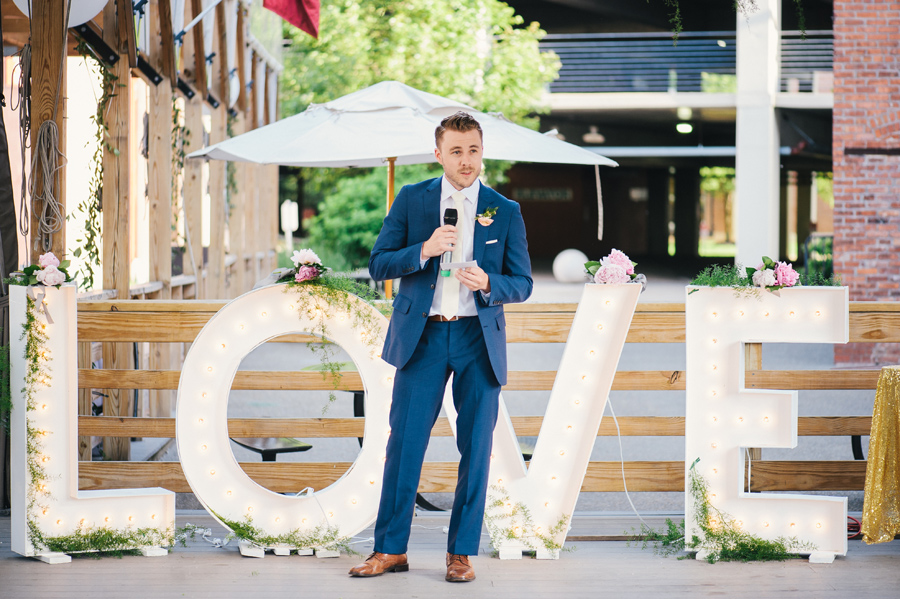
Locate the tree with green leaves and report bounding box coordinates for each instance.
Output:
[278,0,560,271]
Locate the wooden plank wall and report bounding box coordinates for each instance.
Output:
[74,300,897,494]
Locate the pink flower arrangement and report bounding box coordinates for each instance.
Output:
[747,257,799,290]
[585,248,644,288]
[10,252,74,288]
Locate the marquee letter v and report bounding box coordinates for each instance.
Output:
[443,283,641,558]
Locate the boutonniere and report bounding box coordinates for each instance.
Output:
[475,207,497,226]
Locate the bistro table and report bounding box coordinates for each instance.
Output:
[862,365,900,543]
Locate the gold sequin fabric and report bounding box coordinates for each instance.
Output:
[862,365,900,544]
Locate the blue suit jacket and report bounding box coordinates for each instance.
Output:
[369,177,533,385]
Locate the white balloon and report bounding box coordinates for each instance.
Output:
[13,0,107,28]
[552,249,589,283]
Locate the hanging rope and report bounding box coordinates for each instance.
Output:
[18,0,73,255]
[14,43,32,241]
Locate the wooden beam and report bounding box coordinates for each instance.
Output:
[77,460,870,494]
[116,0,137,67]
[236,3,247,112]
[182,96,204,296]
[100,0,134,460]
[28,0,67,262]
[77,415,872,439]
[215,1,229,102]
[147,0,175,418]
[189,0,208,98]
[157,0,176,81]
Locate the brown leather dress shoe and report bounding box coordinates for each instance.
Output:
[348,552,409,577]
[445,553,475,582]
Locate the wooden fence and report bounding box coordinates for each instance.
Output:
[74,300,898,495]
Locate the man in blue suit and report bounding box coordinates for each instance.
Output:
[349,112,532,582]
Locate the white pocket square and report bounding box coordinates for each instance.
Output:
[485,239,498,245]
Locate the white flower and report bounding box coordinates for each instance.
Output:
[291,249,322,267]
[36,265,67,286]
[751,268,776,288]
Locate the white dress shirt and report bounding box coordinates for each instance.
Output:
[422,176,482,317]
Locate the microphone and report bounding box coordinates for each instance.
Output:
[441,208,458,276]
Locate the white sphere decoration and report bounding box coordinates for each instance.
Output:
[13,0,107,27]
[552,249,590,283]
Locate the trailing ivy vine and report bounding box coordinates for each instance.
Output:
[71,42,117,291]
[278,272,390,413]
[225,110,238,218]
[171,94,191,244]
[630,459,815,562]
[484,485,573,556]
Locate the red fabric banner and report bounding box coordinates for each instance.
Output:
[263,0,320,39]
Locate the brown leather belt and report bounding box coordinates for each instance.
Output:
[427,315,475,322]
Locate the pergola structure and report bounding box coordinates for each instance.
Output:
[1,0,287,460]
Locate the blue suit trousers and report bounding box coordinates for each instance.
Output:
[373,317,501,556]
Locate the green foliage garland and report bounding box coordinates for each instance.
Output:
[279,273,390,412]
[1,343,11,433]
[631,460,815,563]
[71,43,118,291]
[213,512,356,555]
[225,110,238,219]
[484,485,573,556]
[690,263,841,298]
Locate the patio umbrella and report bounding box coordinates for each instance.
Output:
[188,81,617,295]
[188,80,617,169]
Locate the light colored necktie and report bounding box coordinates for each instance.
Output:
[440,192,466,318]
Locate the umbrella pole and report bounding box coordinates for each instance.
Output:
[384,157,397,299]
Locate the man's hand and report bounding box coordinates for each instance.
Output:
[457,266,491,293]
[421,224,458,260]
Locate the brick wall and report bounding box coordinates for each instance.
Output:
[833,0,900,365]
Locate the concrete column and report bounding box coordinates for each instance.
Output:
[734,0,781,266]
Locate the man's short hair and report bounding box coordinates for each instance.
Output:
[435,111,483,148]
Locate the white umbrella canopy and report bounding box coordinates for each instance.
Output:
[187,81,617,168]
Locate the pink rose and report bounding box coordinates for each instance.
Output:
[291,248,322,268]
[593,263,630,285]
[477,217,494,226]
[294,265,320,283]
[774,261,799,287]
[35,265,67,286]
[38,252,60,269]
[601,249,634,275]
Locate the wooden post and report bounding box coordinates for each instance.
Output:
[229,113,246,296]
[384,157,397,298]
[206,3,227,298]
[180,0,205,297]
[147,0,174,417]
[28,0,67,262]
[101,0,134,460]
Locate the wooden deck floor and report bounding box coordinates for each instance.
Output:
[1,512,898,598]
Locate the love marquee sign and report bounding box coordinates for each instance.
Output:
[8,282,850,563]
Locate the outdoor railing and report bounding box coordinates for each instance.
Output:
[540,30,833,94]
[72,299,894,496]
[540,31,737,94]
[780,30,834,93]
